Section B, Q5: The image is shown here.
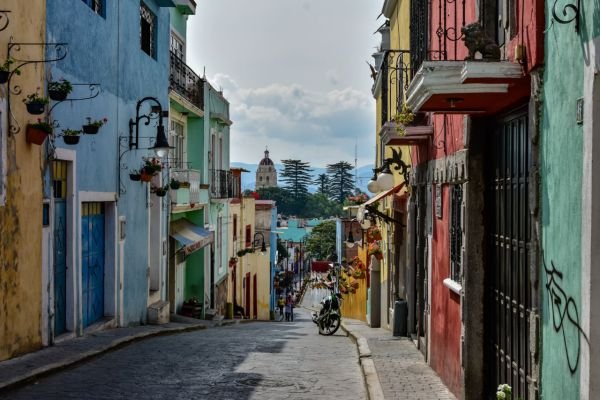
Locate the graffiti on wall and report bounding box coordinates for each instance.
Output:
[543,257,589,374]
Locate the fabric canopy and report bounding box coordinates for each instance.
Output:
[170,219,214,256]
[358,182,406,223]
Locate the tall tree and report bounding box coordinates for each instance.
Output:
[306,220,337,261]
[315,173,329,195]
[326,161,355,203]
[280,159,313,198]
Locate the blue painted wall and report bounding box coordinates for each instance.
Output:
[47,0,173,326]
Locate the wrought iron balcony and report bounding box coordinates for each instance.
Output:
[170,168,202,206]
[169,51,204,110]
[210,169,241,199]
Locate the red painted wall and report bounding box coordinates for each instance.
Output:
[430,185,462,397]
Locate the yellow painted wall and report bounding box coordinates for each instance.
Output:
[340,246,368,321]
[227,201,241,305]
[0,1,46,361]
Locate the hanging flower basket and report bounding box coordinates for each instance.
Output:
[367,227,382,242]
[152,185,169,197]
[0,71,8,84]
[353,269,365,279]
[63,135,80,145]
[23,92,49,115]
[48,79,73,101]
[26,102,45,115]
[140,171,153,182]
[129,170,141,181]
[82,117,107,134]
[368,243,383,261]
[170,179,181,190]
[26,123,51,145]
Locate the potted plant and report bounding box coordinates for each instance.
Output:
[151,184,169,197]
[82,117,107,134]
[129,169,141,181]
[366,226,382,242]
[368,242,384,261]
[23,91,49,115]
[180,181,191,188]
[142,157,162,176]
[62,129,81,145]
[0,58,19,84]
[26,120,53,145]
[392,103,415,135]
[170,178,181,190]
[47,79,73,101]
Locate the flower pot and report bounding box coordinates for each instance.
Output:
[180,182,191,188]
[155,189,167,197]
[129,173,141,181]
[140,173,153,182]
[26,125,50,145]
[26,102,45,115]
[170,181,181,190]
[48,89,68,102]
[63,135,80,145]
[82,124,99,134]
[0,71,8,84]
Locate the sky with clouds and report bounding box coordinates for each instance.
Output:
[186,0,381,168]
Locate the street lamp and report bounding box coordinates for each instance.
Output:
[128,96,173,158]
[345,219,363,248]
[367,148,409,193]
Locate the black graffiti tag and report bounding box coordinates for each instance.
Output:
[543,258,588,374]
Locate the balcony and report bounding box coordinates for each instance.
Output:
[170,169,208,211]
[210,169,241,199]
[169,51,204,111]
[405,0,526,114]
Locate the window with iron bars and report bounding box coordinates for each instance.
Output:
[449,184,463,283]
[140,2,156,58]
[170,120,185,168]
[81,0,105,18]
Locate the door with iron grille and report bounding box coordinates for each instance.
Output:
[486,111,532,400]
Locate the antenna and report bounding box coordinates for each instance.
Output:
[354,138,358,191]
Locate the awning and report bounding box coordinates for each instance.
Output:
[363,181,406,207]
[170,219,214,256]
[358,182,407,225]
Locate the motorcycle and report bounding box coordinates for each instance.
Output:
[312,290,343,335]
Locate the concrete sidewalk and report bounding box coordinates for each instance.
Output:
[341,318,456,400]
[0,316,248,392]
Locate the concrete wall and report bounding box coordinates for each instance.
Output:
[0,0,46,361]
[540,0,596,397]
[46,0,172,327]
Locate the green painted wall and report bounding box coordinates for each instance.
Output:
[169,8,187,40]
[187,117,205,171]
[185,249,204,301]
[540,1,592,397]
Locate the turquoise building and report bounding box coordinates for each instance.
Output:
[541,1,600,398]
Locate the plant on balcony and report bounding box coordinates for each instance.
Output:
[82,117,107,134]
[169,178,181,190]
[151,184,169,197]
[26,119,53,145]
[129,169,141,181]
[23,91,49,115]
[62,129,81,145]
[47,79,73,101]
[180,181,191,188]
[392,103,415,136]
[351,256,366,272]
[0,58,19,84]
[496,384,512,400]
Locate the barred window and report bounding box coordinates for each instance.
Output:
[449,184,463,283]
[140,3,156,58]
[81,0,105,18]
[170,120,184,168]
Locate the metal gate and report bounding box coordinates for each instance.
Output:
[487,112,532,399]
[82,202,105,327]
[53,161,68,335]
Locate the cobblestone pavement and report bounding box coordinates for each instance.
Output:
[1,309,366,400]
[343,319,456,400]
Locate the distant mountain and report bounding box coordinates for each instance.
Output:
[230,162,375,194]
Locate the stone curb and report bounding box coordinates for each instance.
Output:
[341,322,385,400]
[0,319,249,393]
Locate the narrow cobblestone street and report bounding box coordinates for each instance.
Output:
[1,309,366,400]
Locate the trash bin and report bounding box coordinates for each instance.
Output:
[393,299,408,337]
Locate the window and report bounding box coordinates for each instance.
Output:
[245,225,251,248]
[81,0,105,17]
[170,33,185,60]
[140,3,156,58]
[259,176,263,182]
[170,120,184,168]
[233,214,238,241]
[266,176,269,182]
[449,184,463,283]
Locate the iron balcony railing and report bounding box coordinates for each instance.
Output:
[169,51,204,110]
[210,169,241,199]
[170,168,201,205]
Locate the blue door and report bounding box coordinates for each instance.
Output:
[82,202,105,327]
[53,161,68,335]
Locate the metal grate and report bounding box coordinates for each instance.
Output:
[487,112,532,400]
[140,3,155,58]
[410,0,429,75]
[449,184,463,283]
[169,51,204,110]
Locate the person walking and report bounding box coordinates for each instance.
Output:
[285,295,293,322]
[277,296,285,321]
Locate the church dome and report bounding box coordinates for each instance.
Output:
[259,150,274,166]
